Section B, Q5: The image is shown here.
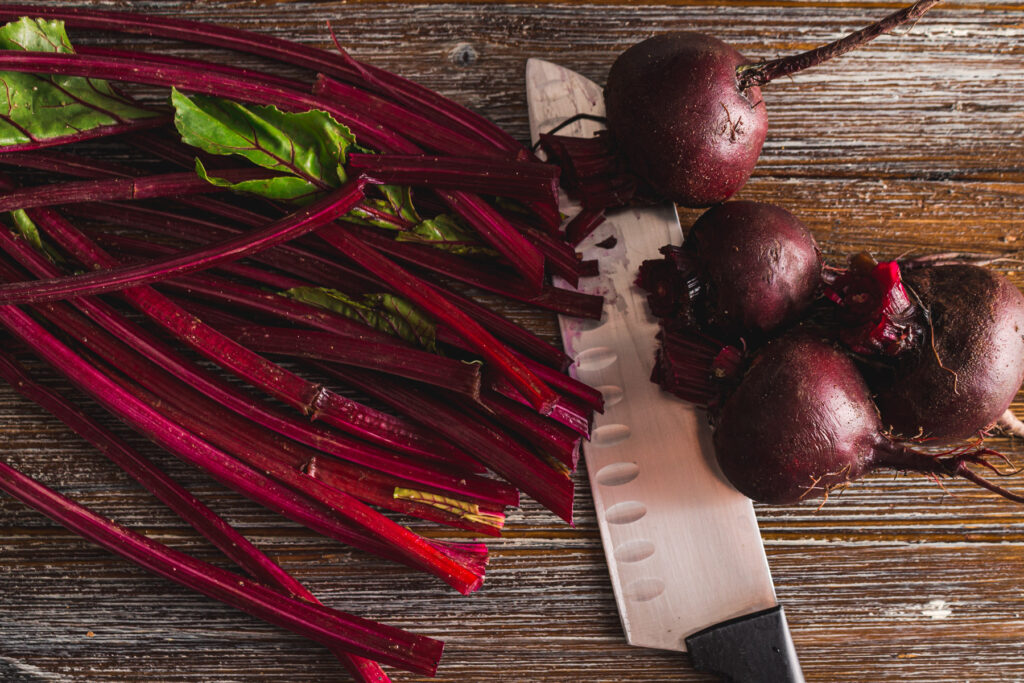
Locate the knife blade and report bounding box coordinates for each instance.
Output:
[525,58,803,683]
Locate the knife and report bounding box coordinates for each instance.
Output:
[526,58,803,683]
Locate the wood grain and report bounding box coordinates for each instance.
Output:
[1,1,1024,681]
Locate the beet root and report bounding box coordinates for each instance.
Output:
[602,2,942,208]
[605,33,766,208]
[637,201,821,338]
[712,332,1024,505]
[872,265,1024,442]
[713,333,880,504]
[685,201,821,336]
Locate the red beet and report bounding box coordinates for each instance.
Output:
[713,332,1023,505]
[604,0,942,207]
[872,265,1024,441]
[605,33,766,208]
[637,201,821,338]
[686,201,821,335]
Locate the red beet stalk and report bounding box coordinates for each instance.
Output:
[0,351,389,681]
[0,297,480,592]
[348,154,559,204]
[0,218,505,499]
[0,177,366,304]
[0,457,442,674]
[321,364,574,524]
[304,456,506,537]
[315,224,559,413]
[0,169,272,211]
[313,77,498,159]
[22,205,468,463]
[0,48,549,289]
[219,323,483,399]
[0,5,523,155]
[334,222,603,319]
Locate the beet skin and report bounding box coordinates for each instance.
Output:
[686,201,821,336]
[873,265,1024,441]
[604,33,767,208]
[713,334,880,504]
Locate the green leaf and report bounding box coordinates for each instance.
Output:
[282,287,437,351]
[0,18,158,149]
[194,158,318,203]
[380,184,419,223]
[10,209,63,264]
[338,184,418,230]
[172,89,354,200]
[398,214,496,256]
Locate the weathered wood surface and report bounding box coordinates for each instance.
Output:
[1,1,1023,681]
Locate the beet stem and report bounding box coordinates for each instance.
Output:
[316,226,559,413]
[0,178,365,304]
[0,351,387,680]
[0,458,441,674]
[4,205,476,469]
[738,0,944,90]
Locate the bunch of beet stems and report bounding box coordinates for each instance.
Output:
[0,350,396,680]
[0,6,609,678]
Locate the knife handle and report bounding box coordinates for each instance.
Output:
[685,605,804,683]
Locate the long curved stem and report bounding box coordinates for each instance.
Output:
[738,0,944,90]
[0,351,389,681]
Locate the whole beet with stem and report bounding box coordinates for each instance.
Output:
[604,0,943,207]
[713,332,1023,506]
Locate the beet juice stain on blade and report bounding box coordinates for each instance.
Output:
[525,59,803,683]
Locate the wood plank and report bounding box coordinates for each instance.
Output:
[0,1,1023,681]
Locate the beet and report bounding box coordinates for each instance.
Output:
[713,333,881,504]
[713,332,1024,505]
[602,0,942,207]
[872,265,1024,441]
[605,33,766,208]
[686,201,821,335]
[637,200,821,338]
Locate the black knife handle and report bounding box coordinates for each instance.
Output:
[685,605,804,683]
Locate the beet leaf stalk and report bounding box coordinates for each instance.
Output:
[334,222,604,319]
[304,456,506,536]
[0,273,485,592]
[316,224,559,413]
[0,350,389,682]
[0,215,504,503]
[122,205,569,366]
[0,169,274,214]
[0,177,366,304]
[0,266,487,589]
[0,6,525,155]
[321,364,574,524]
[23,146,568,368]
[217,324,483,399]
[0,227,505,513]
[17,203,469,464]
[348,153,559,203]
[0,43,550,290]
[0,457,442,674]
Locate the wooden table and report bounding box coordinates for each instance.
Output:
[1,1,1023,681]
